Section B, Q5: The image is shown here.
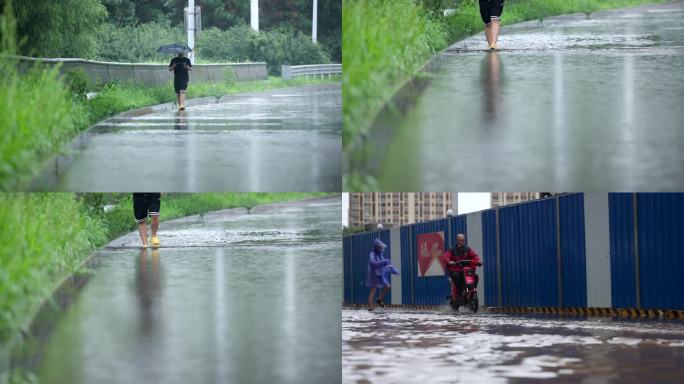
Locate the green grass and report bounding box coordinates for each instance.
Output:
[0,192,329,345]
[342,0,669,159]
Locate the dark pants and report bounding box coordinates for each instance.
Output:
[479,0,505,24]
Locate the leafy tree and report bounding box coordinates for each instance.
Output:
[0,0,107,57]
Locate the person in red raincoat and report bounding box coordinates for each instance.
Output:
[445,233,481,303]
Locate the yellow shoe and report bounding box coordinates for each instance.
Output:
[490,43,498,50]
[151,236,160,248]
[179,105,185,111]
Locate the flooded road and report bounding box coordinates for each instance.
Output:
[368,2,684,191]
[30,197,341,384]
[41,84,341,192]
[343,309,684,383]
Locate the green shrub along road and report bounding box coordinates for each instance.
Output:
[342,0,669,174]
[0,192,329,344]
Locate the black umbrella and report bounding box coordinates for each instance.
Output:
[157,44,193,54]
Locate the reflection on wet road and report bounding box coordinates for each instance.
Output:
[343,309,684,383]
[48,84,341,192]
[373,2,684,191]
[34,197,341,384]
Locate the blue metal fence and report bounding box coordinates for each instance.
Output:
[482,210,499,307]
[637,193,684,310]
[609,193,637,308]
[499,199,558,307]
[559,193,588,307]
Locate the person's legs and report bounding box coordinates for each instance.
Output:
[137,220,148,247]
[450,272,459,300]
[480,0,492,46]
[490,3,504,47]
[149,195,161,247]
[491,17,501,47]
[133,195,149,247]
[368,288,376,309]
[151,216,159,237]
[378,286,390,305]
[179,90,186,108]
[484,23,493,46]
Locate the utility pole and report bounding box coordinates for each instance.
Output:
[251,0,259,32]
[312,0,318,43]
[188,0,195,63]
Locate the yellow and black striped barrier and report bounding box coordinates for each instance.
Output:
[342,303,684,319]
[486,306,684,319]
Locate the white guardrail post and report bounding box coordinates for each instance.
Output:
[281,64,342,79]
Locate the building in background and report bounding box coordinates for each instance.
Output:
[490,192,556,208]
[348,193,457,229]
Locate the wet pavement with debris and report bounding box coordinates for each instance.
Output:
[343,308,684,383]
[369,2,684,191]
[30,197,341,384]
[46,84,341,192]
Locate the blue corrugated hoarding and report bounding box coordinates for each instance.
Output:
[482,209,499,307]
[400,225,414,305]
[343,236,352,304]
[609,193,637,308]
[559,193,587,307]
[499,199,559,307]
[637,193,684,310]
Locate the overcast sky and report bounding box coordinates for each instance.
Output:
[341,193,491,227]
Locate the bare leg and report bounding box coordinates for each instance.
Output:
[151,215,159,237]
[491,19,501,46]
[179,91,186,107]
[138,220,148,247]
[484,23,493,46]
[379,286,390,301]
[368,288,376,309]
[176,93,181,107]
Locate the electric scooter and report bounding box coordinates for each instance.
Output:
[448,259,482,313]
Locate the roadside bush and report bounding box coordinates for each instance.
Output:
[95,21,185,63]
[63,68,90,96]
[196,25,330,75]
[256,28,331,75]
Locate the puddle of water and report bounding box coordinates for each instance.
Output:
[343,309,684,383]
[45,84,341,192]
[364,3,684,191]
[28,198,342,384]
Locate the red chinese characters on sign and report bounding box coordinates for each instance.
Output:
[417,232,446,277]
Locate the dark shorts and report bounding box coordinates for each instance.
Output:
[174,78,188,94]
[479,0,504,24]
[133,193,161,223]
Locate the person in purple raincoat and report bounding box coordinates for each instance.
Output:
[367,239,399,311]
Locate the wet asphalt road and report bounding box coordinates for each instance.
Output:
[369,2,684,191]
[343,309,684,383]
[31,197,342,384]
[46,84,341,192]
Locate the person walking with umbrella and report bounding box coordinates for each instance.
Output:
[160,44,193,110]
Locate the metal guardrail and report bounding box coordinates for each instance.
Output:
[281,64,342,79]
